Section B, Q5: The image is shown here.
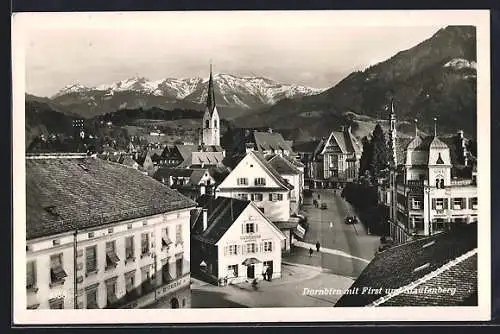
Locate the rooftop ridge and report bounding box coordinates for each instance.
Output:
[26,153,89,159]
[368,248,478,307]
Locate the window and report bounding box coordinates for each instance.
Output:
[108,228,113,234]
[245,223,255,234]
[228,245,238,255]
[254,177,266,186]
[269,193,282,201]
[52,239,60,246]
[85,246,97,274]
[106,280,118,306]
[440,179,445,189]
[453,198,465,210]
[435,198,444,210]
[237,178,248,186]
[106,241,120,270]
[125,270,136,294]
[88,232,94,238]
[237,193,249,200]
[246,243,257,254]
[141,233,150,257]
[127,223,133,230]
[175,225,183,245]
[162,228,172,249]
[413,217,424,232]
[141,266,152,292]
[264,241,273,252]
[176,257,183,277]
[50,253,67,286]
[228,265,238,278]
[26,261,37,290]
[49,298,64,309]
[86,288,98,309]
[412,198,422,210]
[258,207,265,214]
[125,236,135,261]
[471,197,478,209]
[250,193,263,202]
[214,120,218,128]
[205,120,210,128]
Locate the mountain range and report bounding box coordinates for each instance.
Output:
[235,26,477,139]
[47,74,325,119]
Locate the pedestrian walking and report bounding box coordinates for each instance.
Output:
[309,247,313,257]
[316,241,320,252]
[262,264,268,281]
[266,266,273,282]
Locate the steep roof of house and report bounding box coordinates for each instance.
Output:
[252,152,294,190]
[267,154,301,175]
[189,169,209,185]
[335,223,477,307]
[154,167,194,179]
[26,157,196,240]
[253,132,292,153]
[192,197,250,244]
[175,144,198,161]
[380,253,477,306]
[293,140,321,153]
[178,151,224,168]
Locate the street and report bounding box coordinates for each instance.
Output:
[287,189,381,278]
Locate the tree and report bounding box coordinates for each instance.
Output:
[359,136,373,176]
[369,123,389,178]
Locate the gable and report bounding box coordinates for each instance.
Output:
[217,152,286,190]
[216,203,286,245]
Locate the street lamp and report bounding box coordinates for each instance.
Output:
[424,185,432,236]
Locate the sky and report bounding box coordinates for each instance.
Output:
[14,11,476,97]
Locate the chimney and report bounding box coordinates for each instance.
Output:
[202,208,208,231]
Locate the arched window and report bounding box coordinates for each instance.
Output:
[214,120,217,128]
[205,120,210,128]
[440,179,445,189]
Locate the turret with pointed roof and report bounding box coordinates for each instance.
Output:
[201,63,221,146]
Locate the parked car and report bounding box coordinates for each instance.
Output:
[344,216,358,224]
[320,203,328,210]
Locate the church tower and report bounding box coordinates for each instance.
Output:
[201,64,220,147]
[388,98,397,167]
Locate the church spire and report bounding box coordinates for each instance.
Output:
[206,63,216,114]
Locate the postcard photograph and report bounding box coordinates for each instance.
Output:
[12,10,491,324]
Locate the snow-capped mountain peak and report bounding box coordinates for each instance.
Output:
[52,74,327,110]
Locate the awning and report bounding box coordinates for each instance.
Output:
[51,266,68,281]
[242,257,261,266]
[293,224,306,240]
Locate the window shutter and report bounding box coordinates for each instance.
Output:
[242,224,245,234]
[237,245,241,255]
[260,242,263,253]
[269,193,272,201]
[224,246,228,256]
[462,198,466,209]
[469,198,473,209]
[444,199,448,210]
[242,245,246,255]
[432,199,436,210]
[255,224,258,233]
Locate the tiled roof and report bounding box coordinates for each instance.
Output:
[293,140,321,153]
[178,151,225,168]
[253,132,292,153]
[192,197,250,244]
[154,167,193,179]
[175,144,198,161]
[207,166,231,183]
[335,223,477,307]
[395,136,414,166]
[380,253,477,306]
[189,169,209,185]
[26,157,196,240]
[267,154,301,175]
[252,152,294,190]
[285,155,305,168]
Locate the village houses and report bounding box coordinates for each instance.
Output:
[25,153,195,309]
